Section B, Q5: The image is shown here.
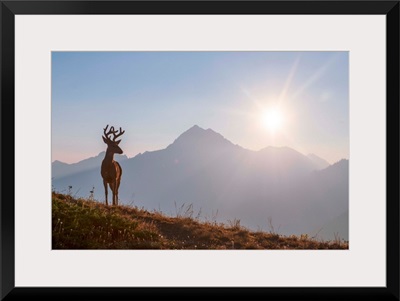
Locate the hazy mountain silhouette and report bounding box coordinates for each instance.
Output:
[307,153,330,170]
[315,210,349,241]
[52,125,348,240]
[52,152,128,179]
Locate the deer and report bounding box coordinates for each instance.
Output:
[101,125,125,206]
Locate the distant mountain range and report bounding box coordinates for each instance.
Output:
[52,152,128,179]
[52,125,348,241]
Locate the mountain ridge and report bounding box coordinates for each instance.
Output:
[52,152,128,179]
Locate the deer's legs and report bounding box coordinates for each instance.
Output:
[116,180,120,206]
[103,180,108,206]
[110,182,116,206]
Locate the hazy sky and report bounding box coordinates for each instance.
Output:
[52,51,348,164]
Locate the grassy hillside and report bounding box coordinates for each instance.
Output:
[52,192,348,250]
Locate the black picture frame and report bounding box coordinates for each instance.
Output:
[1,1,399,300]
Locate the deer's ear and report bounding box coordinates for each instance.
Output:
[115,139,121,145]
[102,136,109,144]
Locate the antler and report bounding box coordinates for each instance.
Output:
[103,125,113,141]
[111,127,125,142]
[103,125,125,142]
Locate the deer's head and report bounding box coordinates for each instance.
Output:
[102,125,125,154]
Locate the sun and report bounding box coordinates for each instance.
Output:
[262,108,283,132]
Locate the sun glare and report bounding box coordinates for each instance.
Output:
[262,108,283,132]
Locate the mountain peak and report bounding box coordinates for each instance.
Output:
[184,124,205,135]
[168,125,234,150]
[52,160,68,165]
[189,124,202,130]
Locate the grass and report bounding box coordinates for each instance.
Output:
[52,192,349,250]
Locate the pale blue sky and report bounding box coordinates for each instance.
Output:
[52,51,348,164]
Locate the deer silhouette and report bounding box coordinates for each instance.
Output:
[101,125,125,206]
